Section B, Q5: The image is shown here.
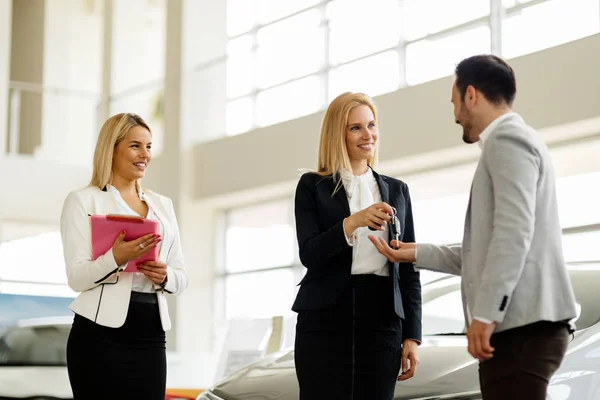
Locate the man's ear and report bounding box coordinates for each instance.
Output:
[465,85,478,108]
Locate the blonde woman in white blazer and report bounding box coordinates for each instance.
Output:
[60,113,188,400]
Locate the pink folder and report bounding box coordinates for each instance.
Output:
[90,214,160,273]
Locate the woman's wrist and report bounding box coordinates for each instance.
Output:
[344,216,357,237]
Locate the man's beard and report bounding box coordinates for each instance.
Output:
[462,124,474,143]
[459,109,475,143]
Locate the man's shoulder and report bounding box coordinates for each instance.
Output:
[493,114,539,144]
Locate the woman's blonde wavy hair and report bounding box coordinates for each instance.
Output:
[89,113,151,190]
[315,92,379,180]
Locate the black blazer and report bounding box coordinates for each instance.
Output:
[291,170,422,342]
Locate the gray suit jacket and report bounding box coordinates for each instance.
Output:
[416,113,577,333]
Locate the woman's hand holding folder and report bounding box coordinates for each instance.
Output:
[112,230,162,266]
[137,261,168,285]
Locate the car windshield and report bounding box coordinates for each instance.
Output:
[421,265,600,336]
[0,323,70,366]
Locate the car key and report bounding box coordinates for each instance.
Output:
[391,214,401,248]
[368,206,397,232]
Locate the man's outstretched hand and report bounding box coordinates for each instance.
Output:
[368,236,417,263]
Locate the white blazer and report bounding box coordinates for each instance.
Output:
[60,186,188,330]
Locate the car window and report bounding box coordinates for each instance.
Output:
[420,266,600,336]
[0,324,69,366]
[567,268,600,330]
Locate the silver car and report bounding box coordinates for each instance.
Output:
[0,316,73,400]
[198,264,600,400]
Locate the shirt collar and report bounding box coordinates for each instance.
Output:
[106,184,145,200]
[478,112,517,149]
[339,167,374,197]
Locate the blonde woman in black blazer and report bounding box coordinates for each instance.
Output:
[292,92,422,400]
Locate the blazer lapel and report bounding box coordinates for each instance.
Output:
[332,177,351,217]
[372,170,391,242]
[142,193,172,261]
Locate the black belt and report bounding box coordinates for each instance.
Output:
[350,273,392,287]
[130,291,158,304]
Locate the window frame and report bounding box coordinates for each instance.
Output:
[222,0,590,135]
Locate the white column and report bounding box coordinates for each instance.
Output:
[490,0,504,56]
[0,0,11,157]
[176,0,228,359]
[98,0,113,125]
[161,0,184,352]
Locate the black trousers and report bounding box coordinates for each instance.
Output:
[479,320,570,400]
[66,292,166,400]
[295,274,403,400]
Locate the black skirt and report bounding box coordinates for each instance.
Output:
[66,292,166,400]
[295,274,403,400]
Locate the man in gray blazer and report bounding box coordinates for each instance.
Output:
[370,55,577,400]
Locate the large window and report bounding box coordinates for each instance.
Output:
[222,0,600,134]
[220,199,302,320]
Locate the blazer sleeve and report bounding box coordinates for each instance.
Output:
[472,133,539,323]
[415,244,463,276]
[295,174,350,270]
[398,183,422,342]
[60,192,122,293]
[160,198,188,295]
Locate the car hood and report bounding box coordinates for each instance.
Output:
[0,366,72,398]
[211,336,480,400]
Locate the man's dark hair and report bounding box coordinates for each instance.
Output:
[455,54,516,106]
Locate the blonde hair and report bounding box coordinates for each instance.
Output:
[316,92,379,179]
[89,113,151,189]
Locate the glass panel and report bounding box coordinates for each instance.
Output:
[186,62,227,144]
[328,0,401,64]
[227,35,255,99]
[256,75,323,127]
[502,0,600,59]
[563,231,600,263]
[569,267,600,330]
[556,171,600,228]
[412,193,470,244]
[225,268,297,319]
[225,200,295,273]
[256,9,324,89]
[328,50,401,101]
[257,0,321,24]
[226,0,256,37]
[406,25,491,86]
[226,97,254,136]
[403,0,490,41]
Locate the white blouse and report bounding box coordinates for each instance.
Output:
[340,168,390,276]
[107,185,164,293]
